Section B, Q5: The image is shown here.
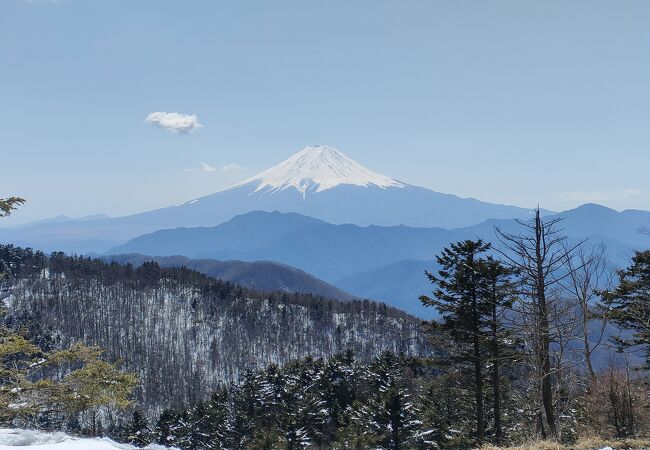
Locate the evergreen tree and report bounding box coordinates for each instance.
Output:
[315,350,358,443]
[154,409,181,447]
[417,373,474,450]
[175,401,217,450]
[123,409,150,447]
[204,387,231,449]
[601,250,650,367]
[354,352,421,450]
[51,344,138,436]
[479,256,519,445]
[259,361,323,450]
[420,239,491,445]
[230,370,265,448]
[0,197,25,217]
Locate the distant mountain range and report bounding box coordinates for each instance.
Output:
[3,145,650,318]
[0,145,544,254]
[110,204,650,317]
[103,254,357,301]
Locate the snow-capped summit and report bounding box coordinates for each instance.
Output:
[1,143,543,253]
[231,145,405,198]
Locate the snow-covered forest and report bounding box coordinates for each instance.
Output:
[0,245,430,412]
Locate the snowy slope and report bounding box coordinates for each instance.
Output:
[0,429,173,449]
[229,145,404,197]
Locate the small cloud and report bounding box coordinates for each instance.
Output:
[200,162,217,172]
[184,162,245,173]
[221,163,246,172]
[561,188,646,202]
[146,111,202,134]
[184,162,216,173]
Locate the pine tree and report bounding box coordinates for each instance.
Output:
[259,361,323,450]
[420,239,491,445]
[0,197,25,217]
[315,351,358,442]
[601,250,650,367]
[230,370,265,448]
[417,373,474,450]
[123,409,150,447]
[175,401,217,450]
[154,409,181,447]
[51,344,138,436]
[204,387,231,449]
[354,352,421,450]
[479,256,519,445]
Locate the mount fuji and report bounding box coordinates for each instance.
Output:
[0,145,541,253]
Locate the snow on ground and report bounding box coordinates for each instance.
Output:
[0,429,174,450]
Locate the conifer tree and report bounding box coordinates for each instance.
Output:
[123,409,151,447]
[230,370,265,448]
[0,197,25,217]
[354,352,421,450]
[51,344,138,436]
[601,250,650,367]
[479,256,519,445]
[204,387,231,449]
[420,239,491,445]
[154,409,181,447]
[259,361,322,450]
[315,350,357,442]
[417,373,474,449]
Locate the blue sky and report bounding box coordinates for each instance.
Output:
[1,0,649,224]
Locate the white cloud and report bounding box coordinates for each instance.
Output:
[221,163,246,171]
[561,188,647,202]
[184,162,246,173]
[146,112,202,134]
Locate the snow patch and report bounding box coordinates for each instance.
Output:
[0,429,174,450]
[230,145,405,198]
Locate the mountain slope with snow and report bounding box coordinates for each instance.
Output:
[229,145,404,197]
[0,145,543,254]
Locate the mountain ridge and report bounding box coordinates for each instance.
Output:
[0,145,549,253]
[102,253,358,301]
[110,206,650,317]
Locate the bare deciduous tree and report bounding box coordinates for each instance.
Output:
[562,243,611,380]
[495,208,584,440]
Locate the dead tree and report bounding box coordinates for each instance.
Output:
[495,208,584,440]
[562,243,611,380]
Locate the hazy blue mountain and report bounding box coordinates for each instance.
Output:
[0,145,543,254]
[337,259,436,319]
[110,210,455,282]
[110,204,650,317]
[104,253,357,301]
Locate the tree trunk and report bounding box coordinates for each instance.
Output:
[491,293,502,445]
[472,285,484,445]
[583,310,596,380]
[535,211,557,439]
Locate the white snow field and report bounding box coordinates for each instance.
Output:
[230,144,405,197]
[0,429,173,449]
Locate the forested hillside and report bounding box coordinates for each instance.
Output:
[103,253,357,301]
[0,245,430,412]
